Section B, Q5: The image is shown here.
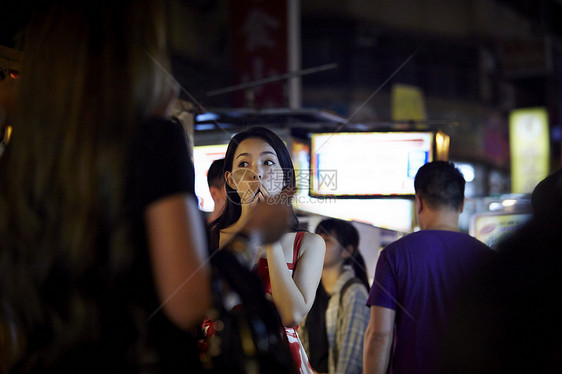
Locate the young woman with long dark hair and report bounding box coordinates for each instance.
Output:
[300,218,370,374]
[210,127,325,373]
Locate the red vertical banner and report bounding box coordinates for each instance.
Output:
[230,0,287,108]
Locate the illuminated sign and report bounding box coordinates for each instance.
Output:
[310,132,435,196]
[470,212,531,249]
[509,107,550,193]
[193,144,228,212]
[391,84,427,122]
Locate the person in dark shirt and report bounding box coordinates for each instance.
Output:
[363,161,494,374]
[440,168,562,373]
[0,1,214,371]
[0,2,298,372]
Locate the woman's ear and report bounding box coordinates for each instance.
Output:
[225,171,236,190]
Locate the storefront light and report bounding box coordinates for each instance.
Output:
[456,163,475,182]
[501,199,517,207]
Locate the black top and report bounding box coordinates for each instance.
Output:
[306,283,330,373]
[126,118,202,373]
[5,118,202,374]
[129,118,195,210]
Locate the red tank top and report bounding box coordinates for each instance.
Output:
[255,231,304,295]
[254,231,312,372]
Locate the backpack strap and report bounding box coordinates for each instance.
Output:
[339,277,363,307]
[334,277,365,369]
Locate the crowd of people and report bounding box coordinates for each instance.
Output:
[0,1,561,373]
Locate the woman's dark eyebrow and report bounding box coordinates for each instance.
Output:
[235,151,276,159]
[235,152,250,159]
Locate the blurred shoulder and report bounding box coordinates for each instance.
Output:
[300,231,325,252]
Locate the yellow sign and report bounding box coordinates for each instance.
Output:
[391,84,426,122]
[509,107,550,193]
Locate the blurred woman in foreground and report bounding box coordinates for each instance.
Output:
[0,1,211,371]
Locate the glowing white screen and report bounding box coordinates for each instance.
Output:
[311,132,433,196]
[193,144,228,212]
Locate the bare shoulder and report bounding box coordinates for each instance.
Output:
[279,231,325,262]
[299,231,325,257]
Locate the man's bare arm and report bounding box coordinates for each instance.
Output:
[363,306,395,374]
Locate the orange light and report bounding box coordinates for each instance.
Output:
[5,126,12,143]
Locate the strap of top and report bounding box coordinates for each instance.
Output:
[338,277,364,307]
[292,231,305,268]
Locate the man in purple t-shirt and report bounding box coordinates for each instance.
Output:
[363,161,493,374]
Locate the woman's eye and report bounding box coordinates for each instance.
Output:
[264,160,274,166]
[238,161,249,167]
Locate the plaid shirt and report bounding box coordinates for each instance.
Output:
[301,268,370,374]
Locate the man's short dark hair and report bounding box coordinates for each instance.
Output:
[207,158,225,188]
[414,161,465,211]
